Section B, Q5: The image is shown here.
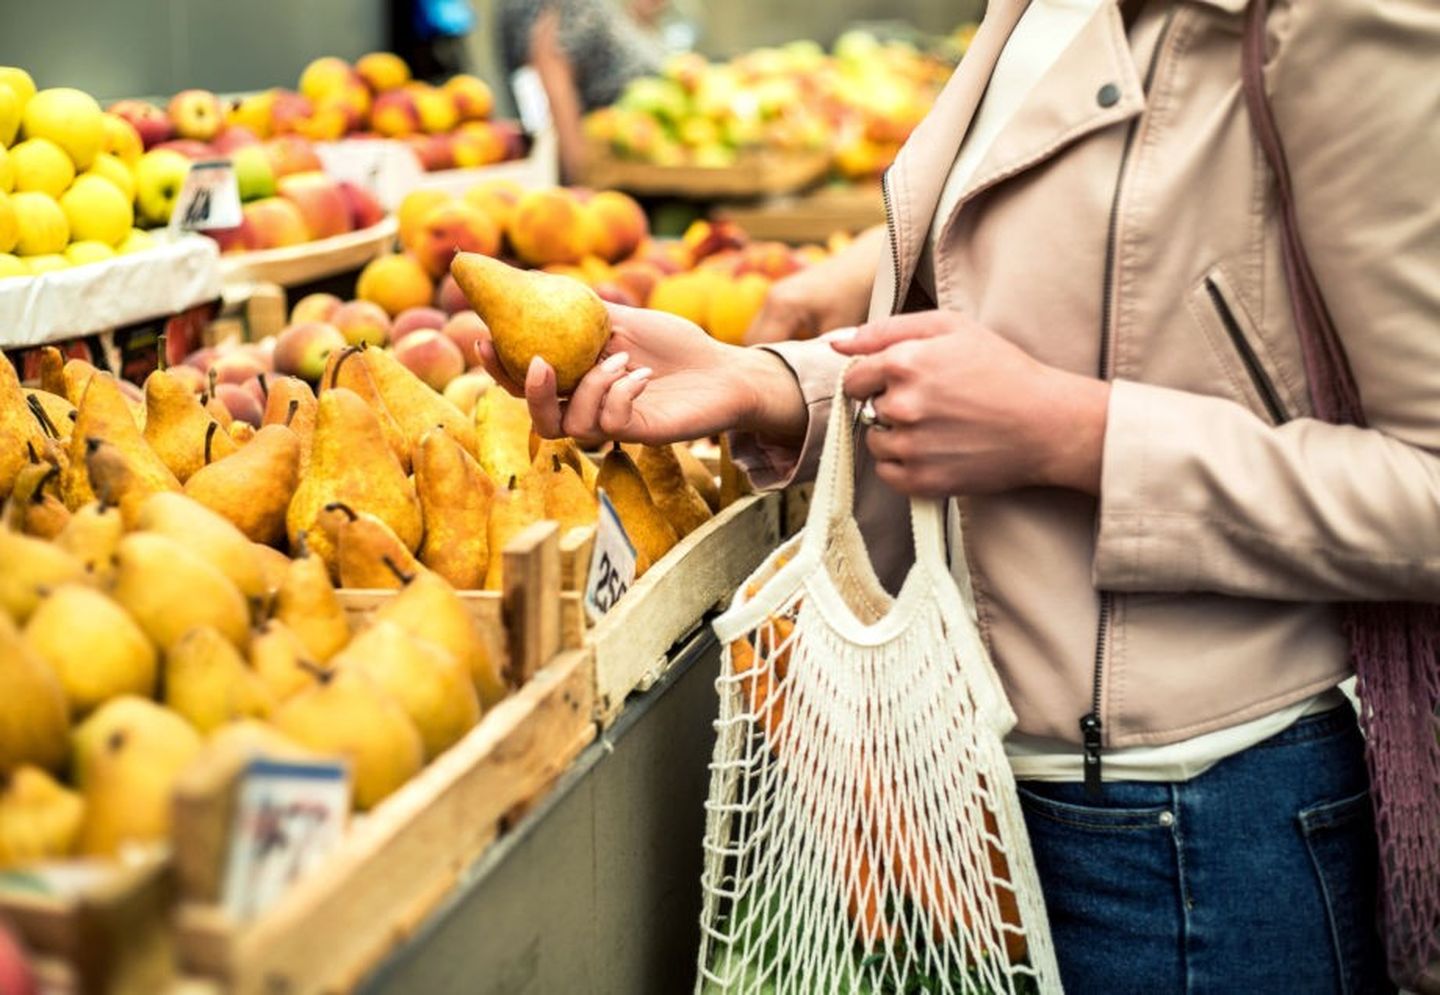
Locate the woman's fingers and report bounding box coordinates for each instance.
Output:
[829,312,957,357]
[597,367,652,436]
[842,355,890,401]
[524,358,565,439]
[559,351,632,443]
[474,330,524,396]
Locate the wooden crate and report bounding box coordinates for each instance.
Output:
[581,144,831,200]
[587,492,782,726]
[170,523,597,994]
[0,855,174,995]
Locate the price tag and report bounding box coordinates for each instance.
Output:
[510,67,552,134]
[585,489,638,622]
[169,159,243,233]
[220,757,350,922]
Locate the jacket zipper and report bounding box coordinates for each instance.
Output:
[1084,5,1178,801]
[1205,277,1288,424]
[881,169,903,313]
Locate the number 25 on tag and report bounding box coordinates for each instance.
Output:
[585,490,637,622]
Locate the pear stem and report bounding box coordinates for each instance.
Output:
[329,346,360,390]
[157,333,168,371]
[32,466,58,502]
[298,659,333,684]
[208,368,218,397]
[203,421,218,466]
[508,475,518,490]
[382,555,416,586]
[26,395,58,439]
[25,441,38,463]
[323,501,358,521]
[552,454,562,473]
[295,530,311,558]
[284,398,299,427]
[256,372,268,400]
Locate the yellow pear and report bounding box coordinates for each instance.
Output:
[249,619,320,702]
[133,492,268,602]
[72,696,202,855]
[415,428,493,589]
[483,474,543,591]
[61,357,98,408]
[374,570,507,708]
[79,437,173,528]
[0,526,88,621]
[271,666,424,811]
[37,346,67,399]
[535,436,599,493]
[597,445,677,576]
[164,626,275,733]
[333,621,479,761]
[252,541,291,599]
[321,501,425,589]
[3,459,70,538]
[273,532,350,661]
[26,388,76,443]
[286,387,422,570]
[0,766,85,868]
[718,434,750,509]
[61,373,177,510]
[204,719,310,758]
[323,345,410,470]
[23,584,156,715]
[0,613,70,773]
[184,423,301,547]
[360,345,477,457]
[451,252,611,394]
[54,499,122,584]
[637,444,712,538]
[537,452,598,532]
[675,442,720,511]
[228,421,256,445]
[142,364,235,482]
[111,533,251,651]
[473,387,533,484]
[0,352,47,499]
[261,377,318,473]
[202,373,233,430]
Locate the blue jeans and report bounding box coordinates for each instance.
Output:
[1018,706,1392,994]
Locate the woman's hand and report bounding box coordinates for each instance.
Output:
[475,303,808,449]
[744,226,885,345]
[833,311,1111,498]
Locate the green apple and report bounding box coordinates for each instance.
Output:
[231,145,276,202]
[132,149,191,227]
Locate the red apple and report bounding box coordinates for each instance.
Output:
[391,306,447,343]
[213,125,261,154]
[263,135,323,178]
[337,180,386,230]
[394,329,464,391]
[404,133,454,172]
[154,138,216,160]
[331,299,392,347]
[207,219,257,253]
[434,272,468,314]
[109,99,173,149]
[268,89,315,136]
[290,292,343,325]
[242,197,310,249]
[169,89,224,141]
[273,321,347,382]
[277,172,352,240]
[440,310,488,366]
[372,90,421,138]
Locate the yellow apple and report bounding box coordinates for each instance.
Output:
[0,84,18,147]
[10,191,68,256]
[132,149,191,227]
[0,68,35,111]
[117,228,157,255]
[0,147,12,194]
[65,240,116,266]
[22,87,105,171]
[100,114,144,163]
[24,253,70,275]
[61,175,133,247]
[0,192,15,253]
[86,153,135,200]
[0,253,25,279]
[9,138,75,198]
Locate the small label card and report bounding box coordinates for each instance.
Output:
[584,489,638,623]
[170,159,243,233]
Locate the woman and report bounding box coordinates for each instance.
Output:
[498,0,669,181]
[480,0,1436,989]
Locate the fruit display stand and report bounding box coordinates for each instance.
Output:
[169,522,595,995]
[579,142,831,200]
[0,237,222,350]
[217,217,398,290]
[715,182,887,245]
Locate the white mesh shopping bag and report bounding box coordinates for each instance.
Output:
[697,373,1062,995]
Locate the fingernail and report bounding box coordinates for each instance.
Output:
[627,367,653,383]
[822,327,857,343]
[602,352,629,373]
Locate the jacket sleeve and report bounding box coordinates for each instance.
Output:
[727,338,847,490]
[1093,0,1440,602]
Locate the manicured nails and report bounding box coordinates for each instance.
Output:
[822,327,858,343]
[627,367,653,384]
[601,351,630,374]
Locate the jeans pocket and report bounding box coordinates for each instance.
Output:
[1298,789,1390,995]
[1016,784,1172,832]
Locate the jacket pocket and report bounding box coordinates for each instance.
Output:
[1191,268,1295,425]
[1297,789,1389,995]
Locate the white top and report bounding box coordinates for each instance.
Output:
[924,3,1342,779]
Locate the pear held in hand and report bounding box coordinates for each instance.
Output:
[451,252,611,394]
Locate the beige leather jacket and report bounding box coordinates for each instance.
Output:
[735,0,1440,765]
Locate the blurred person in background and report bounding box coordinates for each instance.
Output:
[499,0,672,182]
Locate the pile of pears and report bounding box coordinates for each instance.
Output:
[0,278,724,869]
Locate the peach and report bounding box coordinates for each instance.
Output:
[411,200,501,278]
[297,104,349,142]
[356,52,411,93]
[441,370,493,414]
[579,255,614,285]
[683,219,747,262]
[699,249,744,276]
[263,136,323,178]
[586,190,648,263]
[154,138,215,160]
[337,180,386,230]
[490,120,526,160]
[739,242,802,280]
[207,220,256,254]
[398,189,452,251]
[394,329,464,391]
[356,253,434,317]
[268,90,315,136]
[404,133,454,172]
[708,273,771,345]
[273,321,347,382]
[613,259,664,304]
[226,91,275,140]
[451,122,506,168]
[391,306,447,343]
[277,171,352,240]
[411,84,459,134]
[167,364,207,395]
[331,299,392,347]
[213,351,269,386]
[461,178,521,234]
[443,75,493,121]
[242,197,310,249]
[372,90,421,138]
[440,310,488,366]
[290,292,342,325]
[648,270,725,332]
[434,272,468,314]
[299,57,357,102]
[215,382,264,426]
[508,188,597,267]
[628,238,689,275]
